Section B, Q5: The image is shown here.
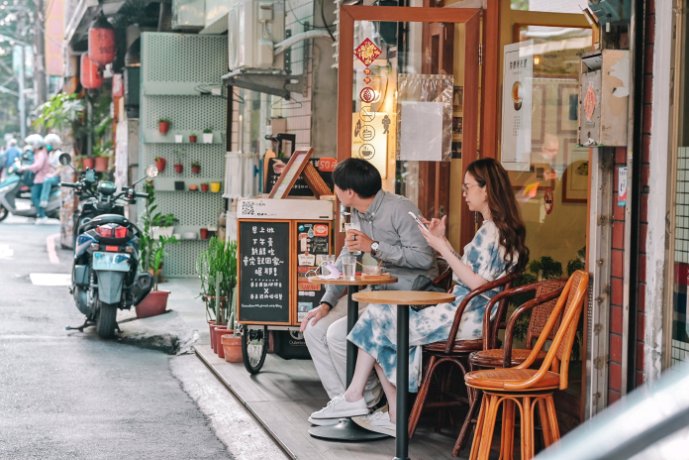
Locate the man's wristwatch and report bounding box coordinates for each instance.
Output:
[370,241,380,257]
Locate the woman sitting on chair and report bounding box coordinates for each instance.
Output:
[309,158,529,435]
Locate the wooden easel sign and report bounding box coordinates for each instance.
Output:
[268,147,332,199]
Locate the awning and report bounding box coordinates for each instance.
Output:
[64,0,127,49]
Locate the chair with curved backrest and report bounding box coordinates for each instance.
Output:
[452,279,567,456]
[464,270,589,460]
[408,272,519,439]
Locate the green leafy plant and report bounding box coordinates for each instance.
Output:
[196,237,238,326]
[203,128,212,134]
[191,160,201,168]
[158,118,171,124]
[140,181,178,289]
[33,92,85,132]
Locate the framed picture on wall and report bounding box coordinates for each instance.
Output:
[563,141,589,203]
[557,84,579,134]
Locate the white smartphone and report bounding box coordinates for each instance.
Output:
[408,211,429,230]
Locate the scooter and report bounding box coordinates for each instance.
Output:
[0,161,61,222]
[61,154,158,338]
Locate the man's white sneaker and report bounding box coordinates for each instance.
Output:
[307,415,342,426]
[310,395,368,420]
[352,409,396,437]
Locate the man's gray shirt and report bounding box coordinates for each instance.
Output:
[320,190,438,307]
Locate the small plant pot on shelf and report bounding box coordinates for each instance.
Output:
[202,133,213,144]
[189,134,198,143]
[191,164,201,174]
[210,182,221,193]
[174,134,183,143]
[222,334,243,363]
[135,290,170,318]
[158,120,170,135]
[199,227,209,240]
[154,157,166,173]
[174,163,183,174]
[200,183,209,193]
[174,181,185,191]
[150,226,174,239]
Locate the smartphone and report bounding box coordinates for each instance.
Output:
[408,211,429,230]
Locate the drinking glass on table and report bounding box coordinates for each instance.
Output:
[341,255,357,280]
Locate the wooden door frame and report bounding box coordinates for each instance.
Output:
[337,4,495,247]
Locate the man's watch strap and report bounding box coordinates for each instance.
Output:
[370,241,380,257]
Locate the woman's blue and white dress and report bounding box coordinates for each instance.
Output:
[347,220,511,392]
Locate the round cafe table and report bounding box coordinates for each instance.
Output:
[352,290,456,460]
[307,273,397,442]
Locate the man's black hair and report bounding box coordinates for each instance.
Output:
[332,158,382,198]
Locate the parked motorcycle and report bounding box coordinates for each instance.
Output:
[61,154,159,338]
[0,154,59,222]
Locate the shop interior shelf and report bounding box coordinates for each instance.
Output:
[142,82,224,97]
[152,177,223,192]
[143,129,226,145]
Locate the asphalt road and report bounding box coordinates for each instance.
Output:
[0,215,284,460]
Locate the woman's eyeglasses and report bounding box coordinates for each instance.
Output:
[462,182,481,193]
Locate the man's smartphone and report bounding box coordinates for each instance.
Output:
[408,211,429,230]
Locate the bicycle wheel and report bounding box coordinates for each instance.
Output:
[242,326,268,374]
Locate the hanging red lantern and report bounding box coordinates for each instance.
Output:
[88,12,115,66]
[80,54,102,89]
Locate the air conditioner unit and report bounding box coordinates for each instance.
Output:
[228,0,285,70]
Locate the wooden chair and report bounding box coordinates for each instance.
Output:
[453,279,566,456]
[408,272,519,439]
[464,270,589,460]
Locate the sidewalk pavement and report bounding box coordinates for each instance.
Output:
[116,277,209,354]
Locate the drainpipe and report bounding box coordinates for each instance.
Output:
[625,0,646,393]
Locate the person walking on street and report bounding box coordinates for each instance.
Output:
[39,134,63,209]
[18,134,52,224]
[300,158,437,425]
[1,138,21,180]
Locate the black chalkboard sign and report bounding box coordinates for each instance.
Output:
[265,158,335,197]
[238,220,291,324]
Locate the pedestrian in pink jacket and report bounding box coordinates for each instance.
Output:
[19,134,53,223]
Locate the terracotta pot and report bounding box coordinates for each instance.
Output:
[158,120,170,134]
[200,183,209,193]
[199,227,209,240]
[94,156,109,172]
[222,334,243,363]
[82,157,96,170]
[210,324,226,353]
[174,163,183,174]
[208,320,216,349]
[191,165,201,174]
[213,326,231,358]
[135,290,170,318]
[155,157,166,173]
[189,134,198,143]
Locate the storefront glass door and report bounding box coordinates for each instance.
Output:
[336,5,481,249]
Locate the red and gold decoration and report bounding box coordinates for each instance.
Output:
[88,12,115,67]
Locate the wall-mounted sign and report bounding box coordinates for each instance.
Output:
[352,112,388,178]
[501,41,534,172]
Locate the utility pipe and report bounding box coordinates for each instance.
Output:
[273,30,332,56]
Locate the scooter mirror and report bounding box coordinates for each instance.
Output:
[58,153,72,166]
[145,165,159,178]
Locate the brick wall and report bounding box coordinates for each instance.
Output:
[607,0,654,404]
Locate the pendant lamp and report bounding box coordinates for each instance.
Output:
[81,54,103,89]
[88,12,115,66]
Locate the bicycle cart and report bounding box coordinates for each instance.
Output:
[236,197,335,374]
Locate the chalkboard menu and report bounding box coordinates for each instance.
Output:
[265,157,335,196]
[238,220,290,324]
[295,221,332,322]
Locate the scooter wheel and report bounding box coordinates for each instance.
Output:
[0,205,8,222]
[96,302,118,339]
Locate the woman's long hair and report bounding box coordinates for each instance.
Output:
[466,158,529,274]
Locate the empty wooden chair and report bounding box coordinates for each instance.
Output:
[464,270,589,460]
[453,279,566,456]
[408,272,518,439]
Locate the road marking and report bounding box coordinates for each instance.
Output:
[46,233,60,264]
[0,243,14,259]
[29,273,71,286]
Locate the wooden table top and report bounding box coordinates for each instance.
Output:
[352,290,455,305]
[308,274,397,286]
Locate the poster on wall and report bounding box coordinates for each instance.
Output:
[501,41,534,172]
[351,111,389,178]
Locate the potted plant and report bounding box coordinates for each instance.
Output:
[202,128,213,144]
[94,147,111,173]
[154,156,167,173]
[150,211,178,240]
[173,150,183,174]
[196,237,239,359]
[174,133,183,143]
[136,182,179,317]
[189,133,198,143]
[191,160,201,174]
[200,182,209,193]
[158,118,171,135]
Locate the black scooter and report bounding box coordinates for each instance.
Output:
[61,154,158,338]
